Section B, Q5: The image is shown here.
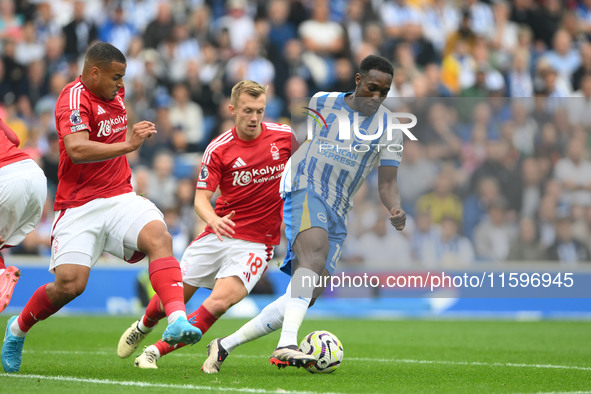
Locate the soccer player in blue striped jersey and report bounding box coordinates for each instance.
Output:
[202,55,407,373]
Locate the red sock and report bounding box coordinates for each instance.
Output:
[155,338,177,356]
[187,305,218,335]
[17,284,60,332]
[142,294,166,328]
[148,257,185,317]
[154,305,218,357]
[0,253,5,270]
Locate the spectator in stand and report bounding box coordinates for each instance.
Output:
[553,138,591,207]
[15,22,44,66]
[0,0,24,41]
[62,0,97,62]
[507,49,534,98]
[474,198,515,262]
[546,215,590,263]
[571,42,591,91]
[466,0,494,39]
[121,0,158,33]
[143,1,175,50]
[168,83,205,153]
[542,29,581,93]
[266,0,297,54]
[510,101,538,156]
[463,176,501,241]
[214,0,256,54]
[411,209,441,267]
[519,157,544,219]
[572,205,591,251]
[439,216,474,267]
[489,0,519,72]
[98,5,136,55]
[225,38,275,88]
[298,0,346,59]
[416,169,463,226]
[507,217,546,261]
[421,0,460,54]
[380,0,422,51]
[147,151,179,211]
[568,73,591,127]
[397,142,438,217]
[33,1,61,44]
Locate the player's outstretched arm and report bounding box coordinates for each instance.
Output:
[63,121,156,164]
[378,165,406,231]
[194,189,235,241]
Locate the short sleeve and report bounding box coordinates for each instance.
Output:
[196,149,222,191]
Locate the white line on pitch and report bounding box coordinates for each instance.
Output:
[22,349,591,372]
[0,373,335,394]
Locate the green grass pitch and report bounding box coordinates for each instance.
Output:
[0,316,589,393]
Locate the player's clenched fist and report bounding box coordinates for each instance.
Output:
[389,208,406,231]
[128,121,157,149]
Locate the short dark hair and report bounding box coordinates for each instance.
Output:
[85,42,126,69]
[359,55,393,78]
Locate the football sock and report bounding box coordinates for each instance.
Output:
[153,305,218,357]
[145,344,161,359]
[148,256,186,323]
[277,268,318,348]
[187,305,218,335]
[154,339,176,357]
[221,291,288,353]
[15,284,60,335]
[140,294,166,330]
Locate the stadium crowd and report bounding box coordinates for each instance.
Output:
[2,0,591,267]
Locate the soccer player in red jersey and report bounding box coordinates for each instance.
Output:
[0,119,47,313]
[116,80,295,370]
[1,42,202,373]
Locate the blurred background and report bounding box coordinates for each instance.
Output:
[2,0,591,318]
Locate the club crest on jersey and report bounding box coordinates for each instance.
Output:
[270,144,280,160]
[70,110,82,125]
[199,164,209,180]
[116,95,126,109]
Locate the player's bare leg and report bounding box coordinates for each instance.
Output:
[137,221,201,346]
[270,227,327,369]
[3,263,90,372]
[135,276,247,369]
[119,278,199,359]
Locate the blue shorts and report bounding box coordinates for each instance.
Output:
[280,189,347,276]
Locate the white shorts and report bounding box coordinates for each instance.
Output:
[49,192,164,272]
[180,233,274,292]
[0,160,47,249]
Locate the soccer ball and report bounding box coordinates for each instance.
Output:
[299,330,344,373]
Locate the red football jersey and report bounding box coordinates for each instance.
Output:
[197,122,294,245]
[0,119,30,168]
[53,76,132,210]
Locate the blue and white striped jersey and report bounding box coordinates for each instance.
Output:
[280,91,403,218]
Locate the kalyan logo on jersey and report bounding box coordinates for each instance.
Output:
[97,115,127,137]
[232,163,285,186]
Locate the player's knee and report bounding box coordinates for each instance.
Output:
[55,280,86,300]
[141,231,172,254]
[206,295,238,315]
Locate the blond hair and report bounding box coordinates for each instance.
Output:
[230,80,266,107]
